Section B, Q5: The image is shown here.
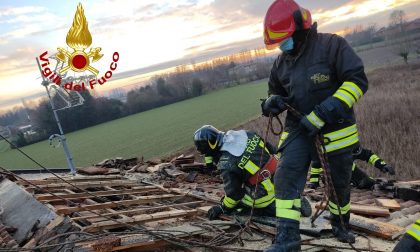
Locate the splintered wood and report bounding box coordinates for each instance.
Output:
[17,175,216,251]
[374,199,401,210]
[91,236,121,252]
[350,214,404,240]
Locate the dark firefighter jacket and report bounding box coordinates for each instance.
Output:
[269,23,368,155]
[211,131,277,209]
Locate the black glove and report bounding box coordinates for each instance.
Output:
[313,96,351,124]
[300,115,321,137]
[379,164,395,175]
[206,162,217,170]
[207,205,224,220]
[261,95,289,117]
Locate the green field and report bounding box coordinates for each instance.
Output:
[0,140,9,152]
[0,81,267,170]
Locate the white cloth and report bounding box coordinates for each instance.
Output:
[220,130,248,157]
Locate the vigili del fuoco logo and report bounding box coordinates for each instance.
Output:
[37,3,119,91]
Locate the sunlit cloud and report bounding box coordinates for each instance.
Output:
[4,24,43,38]
[1,13,58,24]
[313,0,419,27]
[0,6,45,16]
[1,0,420,110]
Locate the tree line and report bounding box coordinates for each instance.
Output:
[1,58,273,148]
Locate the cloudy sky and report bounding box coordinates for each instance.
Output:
[1,0,420,111]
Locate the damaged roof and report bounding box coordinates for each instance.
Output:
[0,155,418,251]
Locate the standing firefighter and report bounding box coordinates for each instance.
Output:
[308,146,395,189]
[193,125,312,220]
[262,1,368,251]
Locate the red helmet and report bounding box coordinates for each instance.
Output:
[264,0,312,50]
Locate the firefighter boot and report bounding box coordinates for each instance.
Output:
[300,196,312,217]
[264,220,301,252]
[351,166,375,189]
[331,214,355,243]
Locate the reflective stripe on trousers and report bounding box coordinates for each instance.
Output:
[328,201,351,215]
[223,195,240,209]
[275,198,301,221]
[241,179,275,208]
[310,166,323,183]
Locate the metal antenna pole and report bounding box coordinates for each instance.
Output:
[36,58,76,175]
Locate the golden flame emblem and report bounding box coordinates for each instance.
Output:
[57,3,103,75]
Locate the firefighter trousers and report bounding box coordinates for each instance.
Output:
[274,131,353,224]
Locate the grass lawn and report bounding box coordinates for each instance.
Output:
[0,81,268,170]
[0,140,9,153]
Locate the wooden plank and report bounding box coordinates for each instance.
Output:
[81,224,207,251]
[111,223,234,252]
[36,186,159,202]
[349,214,404,240]
[350,204,390,217]
[316,202,390,217]
[24,180,138,190]
[65,189,118,223]
[82,198,127,223]
[71,201,205,221]
[56,194,181,215]
[82,209,197,232]
[179,163,206,173]
[22,216,68,249]
[18,175,124,185]
[374,199,401,210]
[394,180,420,186]
[167,188,218,204]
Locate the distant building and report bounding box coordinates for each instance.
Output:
[108,88,127,102]
[228,62,258,77]
[18,125,36,136]
[375,18,420,38]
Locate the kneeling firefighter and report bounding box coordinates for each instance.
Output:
[308,146,395,189]
[193,125,312,220]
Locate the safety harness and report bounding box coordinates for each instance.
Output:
[247,155,278,185]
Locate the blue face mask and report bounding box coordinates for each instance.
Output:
[279,37,294,53]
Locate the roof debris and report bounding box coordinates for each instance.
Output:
[0,155,418,251]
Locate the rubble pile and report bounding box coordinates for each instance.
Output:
[0,175,81,251]
[0,174,223,251]
[77,155,225,199]
[1,154,418,251]
[0,222,18,249]
[77,157,139,175]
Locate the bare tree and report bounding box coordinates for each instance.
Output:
[389,10,411,64]
[389,10,406,32]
